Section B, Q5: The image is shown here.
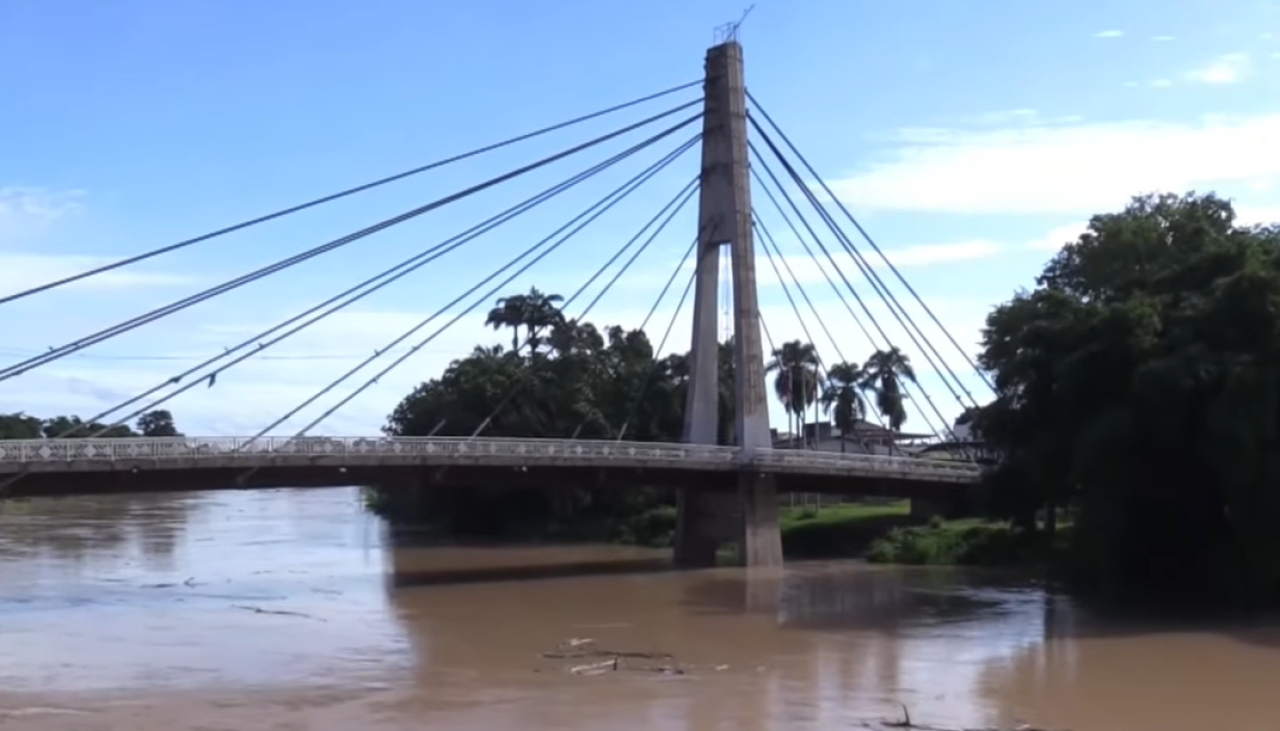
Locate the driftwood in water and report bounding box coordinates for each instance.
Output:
[877,704,1060,731]
[541,639,683,676]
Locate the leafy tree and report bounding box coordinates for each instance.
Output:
[0,411,185,440]
[860,347,916,431]
[0,413,42,439]
[977,192,1280,603]
[40,415,135,438]
[137,409,182,437]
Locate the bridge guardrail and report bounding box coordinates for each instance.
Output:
[0,436,981,482]
[749,449,981,483]
[0,437,741,467]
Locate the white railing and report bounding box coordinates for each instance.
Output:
[750,448,979,483]
[0,436,982,483]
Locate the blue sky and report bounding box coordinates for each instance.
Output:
[2,0,1278,438]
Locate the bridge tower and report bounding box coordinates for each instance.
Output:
[674,40,784,568]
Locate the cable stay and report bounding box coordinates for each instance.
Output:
[748,147,962,441]
[749,131,976,416]
[753,214,930,452]
[746,92,994,396]
[0,81,701,306]
[70,125,694,439]
[752,168,957,440]
[751,171,943,439]
[615,250,698,441]
[750,168,876,350]
[467,178,700,439]
[0,104,702,384]
[756,219,889,447]
[752,213,929,441]
[242,134,701,443]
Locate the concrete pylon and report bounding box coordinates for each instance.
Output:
[673,41,784,569]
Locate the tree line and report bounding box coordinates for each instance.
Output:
[0,409,183,440]
[385,286,923,444]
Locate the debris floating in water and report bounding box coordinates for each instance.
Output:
[540,638,687,677]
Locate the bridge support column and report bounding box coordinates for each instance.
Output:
[675,39,782,569]
[737,472,783,567]
[674,489,731,568]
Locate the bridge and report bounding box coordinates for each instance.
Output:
[0,39,993,568]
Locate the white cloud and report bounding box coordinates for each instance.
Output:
[1237,205,1280,227]
[0,187,84,240]
[1021,207,1278,256]
[829,113,1280,215]
[1149,78,1174,88]
[740,239,1004,288]
[1094,30,1124,38]
[881,240,1003,266]
[964,109,1038,125]
[1123,81,1141,88]
[0,252,195,296]
[1185,53,1252,84]
[1027,222,1088,252]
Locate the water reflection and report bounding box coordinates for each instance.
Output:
[2,488,1280,730]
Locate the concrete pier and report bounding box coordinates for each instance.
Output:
[674,40,783,568]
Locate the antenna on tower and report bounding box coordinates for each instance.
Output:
[713,4,756,44]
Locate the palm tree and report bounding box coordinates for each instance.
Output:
[519,287,565,353]
[860,347,917,431]
[485,296,525,352]
[485,287,565,354]
[820,361,867,453]
[765,340,822,447]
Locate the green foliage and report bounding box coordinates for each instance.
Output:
[136,409,182,437]
[0,410,182,440]
[0,413,42,439]
[779,501,917,559]
[976,192,1280,603]
[860,347,917,430]
[865,522,1047,566]
[820,361,867,445]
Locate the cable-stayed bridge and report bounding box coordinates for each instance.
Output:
[0,41,992,566]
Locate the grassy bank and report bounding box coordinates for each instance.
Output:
[780,501,1064,568]
[865,519,1067,567]
[779,501,917,559]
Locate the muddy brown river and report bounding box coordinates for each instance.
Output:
[2,488,1280,730]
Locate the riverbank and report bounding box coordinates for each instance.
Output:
[367,488,1057,568]
[781,501,1064,568]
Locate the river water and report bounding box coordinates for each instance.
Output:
[2,488,1280,730]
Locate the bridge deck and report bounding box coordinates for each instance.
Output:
[0,437,980,485]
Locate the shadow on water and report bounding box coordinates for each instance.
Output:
[680,562,1046,630]
[389,556,674,587]
[0,491,204,572]
[386,529,674,588]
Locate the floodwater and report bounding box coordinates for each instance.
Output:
[3,490,1280,730]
